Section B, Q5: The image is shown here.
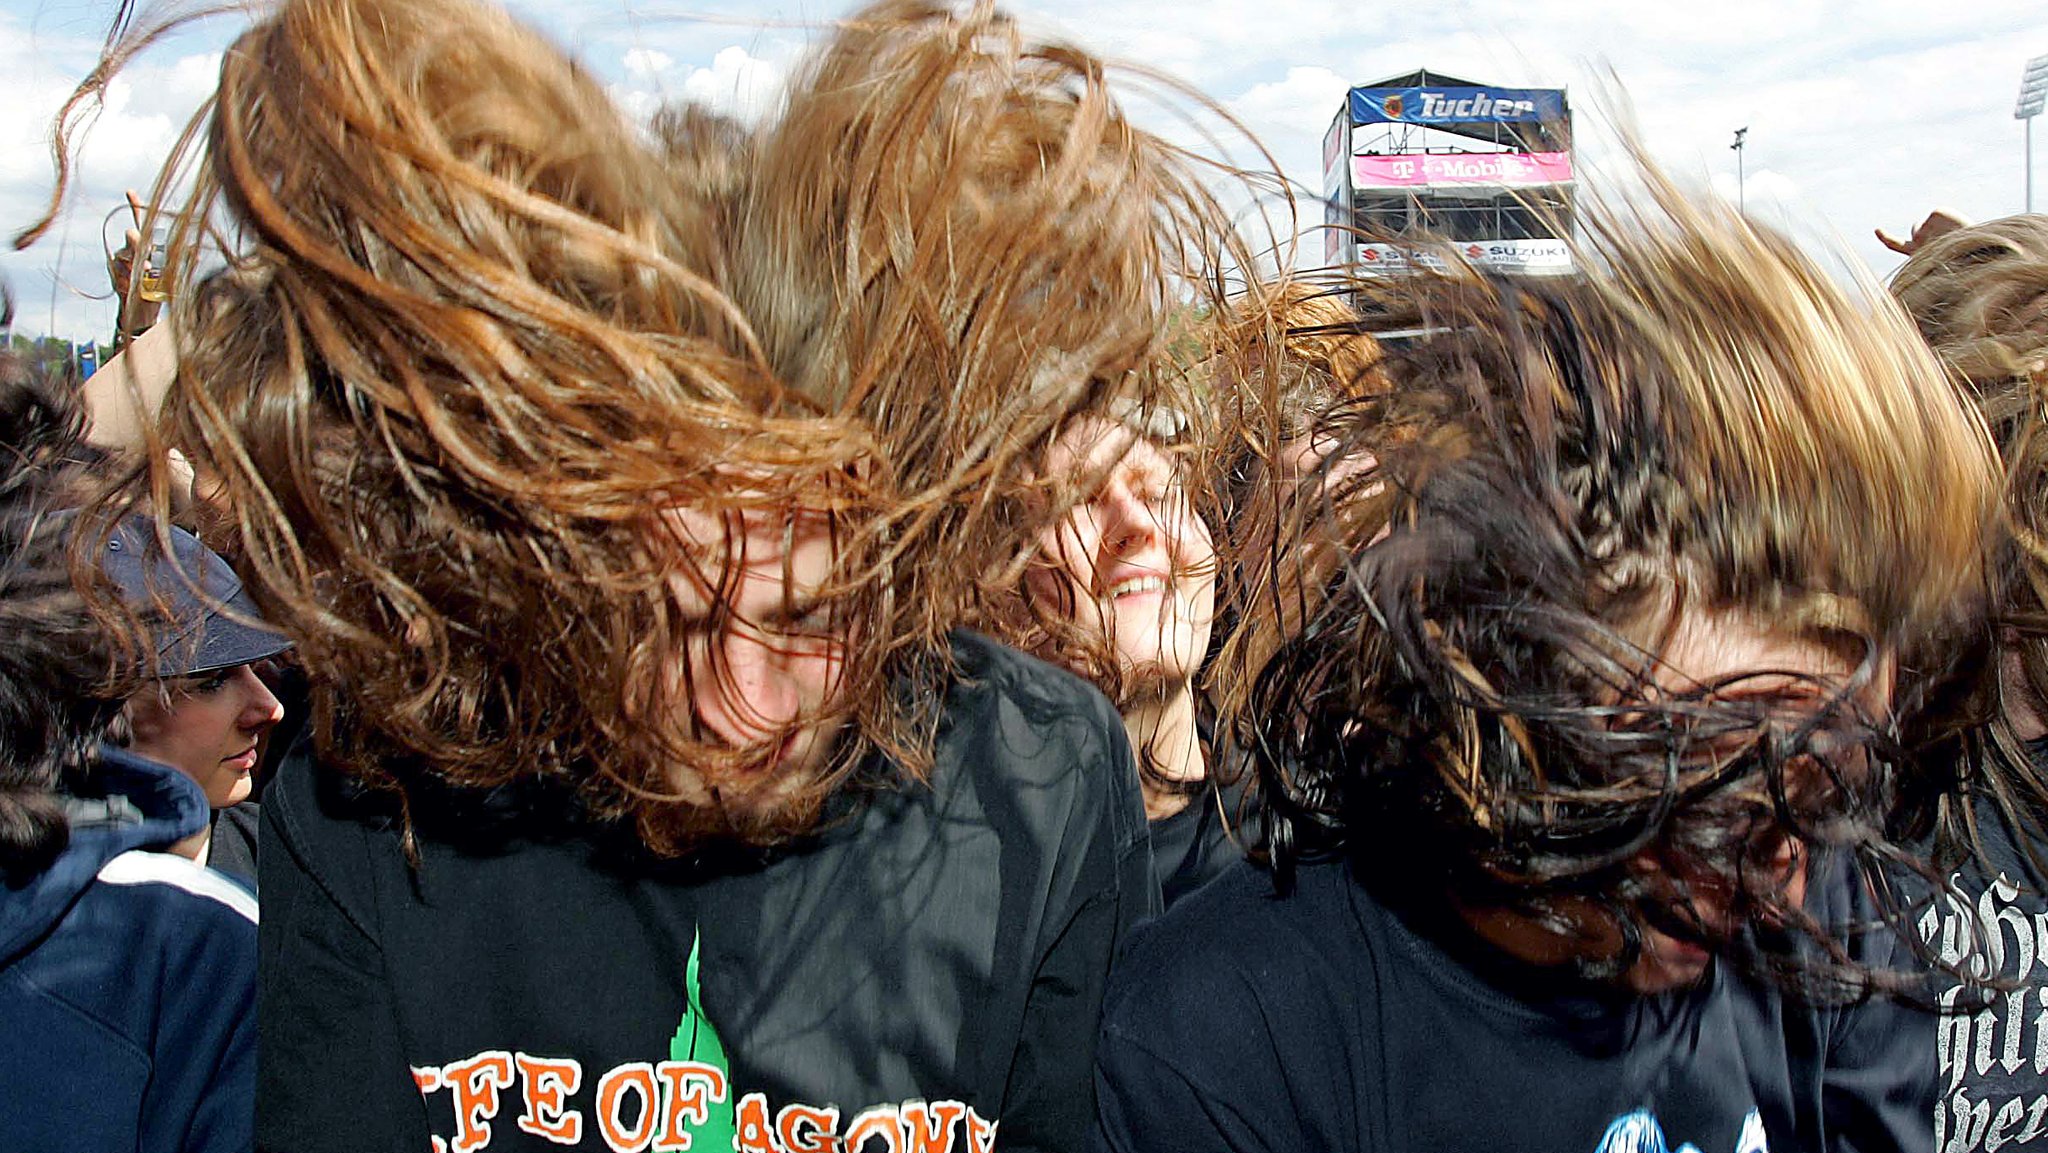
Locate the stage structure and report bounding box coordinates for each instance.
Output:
[1323,69,1575,277]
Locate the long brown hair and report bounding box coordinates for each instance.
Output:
[1890,214,2048,865]
[728,0,1246,732]
[22,0,1250,854]
[1236,170,2000,996]
[1207,280,1389,716]
[0,347,124,878]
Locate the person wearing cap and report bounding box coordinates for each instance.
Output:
[101,520,292,883]
[0,356,256,1153]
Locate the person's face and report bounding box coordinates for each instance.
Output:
[1031,419,1218,699]
[126,662,285,809]
[1616,606,1893,994]
[663,507,850,824]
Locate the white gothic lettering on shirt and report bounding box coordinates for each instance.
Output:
[1923,873,2048,1152]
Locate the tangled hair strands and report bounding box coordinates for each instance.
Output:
[1204,278,1392,745]
[32,0,1266,857]
[734,0,1264,719]
[0,345,128,879]
[1889,215,2048,883]
[43,0,879,857]
[1229,157,2002,999]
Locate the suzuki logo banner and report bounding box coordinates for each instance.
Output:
[1350,86,1565,125]
[1352,151,1573,189]
[1355,239,1573,276]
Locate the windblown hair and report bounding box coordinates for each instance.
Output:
[976,278,1382,708]
[1208,281,1389,730]
[1237,178,2001,996]
[25,0,1241,854]
[0,345,122,878]
[1235,281,1387,445]
[1890,215,2048,864]
[722,0,1238,724]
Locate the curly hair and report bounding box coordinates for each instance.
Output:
[725,0,1242,738]
[22,0,1245,855]
[0,344,122,878]
[1237,176,2001,997]
[1238,280,1388,444]
[1205,281,1389,734]
[1889,215,2048,869]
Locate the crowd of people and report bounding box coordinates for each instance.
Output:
[2,0,2045,1150]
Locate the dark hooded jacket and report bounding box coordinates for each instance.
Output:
[0,745,258,1152]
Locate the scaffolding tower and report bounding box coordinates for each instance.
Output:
[1323,69,1575,277]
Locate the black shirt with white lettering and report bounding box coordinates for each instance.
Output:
[1925,740,2048,1153]
[257,632,1155,1153]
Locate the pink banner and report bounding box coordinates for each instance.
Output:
[1351,151,1573,189]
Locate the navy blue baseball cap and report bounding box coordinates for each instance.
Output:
[99,519,293,678]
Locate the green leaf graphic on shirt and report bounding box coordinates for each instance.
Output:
[668,929,738,1153]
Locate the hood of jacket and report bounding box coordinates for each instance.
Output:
[0,745,210,965]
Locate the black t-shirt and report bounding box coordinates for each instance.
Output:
[1924,739,2048,1153]
[1095,858,1933,1153]
[257,633,1155,1153]
[1147,775,1251,909]
[208,802,259,889]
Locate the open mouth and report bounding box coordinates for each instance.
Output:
[714,731,804,782]
[1102,574,1169,601]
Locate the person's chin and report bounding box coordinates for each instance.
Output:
[210,774,254,810]
[1626,936,1713,994]
[1119,616,1206,661]
[711,734,833,806]
[1113,642,1162,676]
[712,770,830,839]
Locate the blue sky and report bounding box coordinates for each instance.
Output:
[2,0,2043,339]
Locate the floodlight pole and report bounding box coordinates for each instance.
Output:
[2020,55,2048,213]
[1730,127,1748,212]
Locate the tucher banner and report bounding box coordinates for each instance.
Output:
[1350,86,1565,126]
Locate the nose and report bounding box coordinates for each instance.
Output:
[235,665,285,731]
[698,633,804,747]
[1095,481,1164,560]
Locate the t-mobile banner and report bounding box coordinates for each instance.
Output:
[1349,86,1565,126]
[1352,151,1573,189]
[1355,238,1572,276]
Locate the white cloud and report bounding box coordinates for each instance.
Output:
[623,47,672,77]
[1708,167,1805,214]
[612,86,664,125]
[167,51,226,102]
[1020,0,2046,282]
[608,43,788,132]
[679,45,787,123]
[1231,64,1352,149]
